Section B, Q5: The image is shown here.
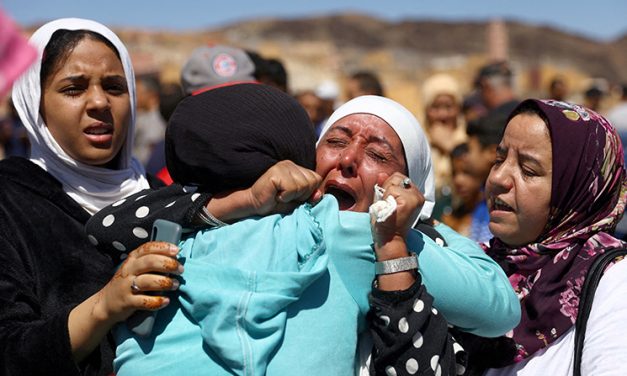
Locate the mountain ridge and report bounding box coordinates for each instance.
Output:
[26,13,624,113]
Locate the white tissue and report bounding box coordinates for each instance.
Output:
[369,185,397,222]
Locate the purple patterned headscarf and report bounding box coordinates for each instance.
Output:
[484,99,627,362]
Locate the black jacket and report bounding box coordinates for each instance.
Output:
[0,157,155,376]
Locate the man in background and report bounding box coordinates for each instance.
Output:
[583,85,604,112]
[476,61,519,116]
[182,44,256,95]
[315,79,340,136]
[0,99,29,158]
[295,90,325,137]
[345,70,384,100]
[468,61,519,181]
[608,84,627,133]
[133,73,167,165]
[547,76,568,101]
[465,107,509,196]
[151,44,256,183]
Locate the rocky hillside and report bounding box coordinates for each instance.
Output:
[30,13,626,115]
[208,13,626,83]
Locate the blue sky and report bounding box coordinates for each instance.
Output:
[3,0,626,41]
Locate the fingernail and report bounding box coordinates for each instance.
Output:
[169,245,179,254]
[177,264,185,273]
[171,279,180,290]
[161,297,170,308]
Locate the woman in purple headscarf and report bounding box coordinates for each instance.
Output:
[468,99,627,375]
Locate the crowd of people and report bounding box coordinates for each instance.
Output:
[1,12,626,376]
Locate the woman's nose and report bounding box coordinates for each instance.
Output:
[487,164,513,193]
[86,86,111,111]
[339,143,359,176]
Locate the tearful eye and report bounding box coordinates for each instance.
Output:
[369,152,386,161]
[325,138,348,147]
[365,147,389,163]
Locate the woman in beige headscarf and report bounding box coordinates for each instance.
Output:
[422,73,467,219]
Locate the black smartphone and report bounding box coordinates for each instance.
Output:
[126,219,182,336]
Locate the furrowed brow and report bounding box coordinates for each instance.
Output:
[368,135,396,153]
[328,125,353,137]
[58,74,88,82]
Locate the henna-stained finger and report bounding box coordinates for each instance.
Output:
[129,274,180,293]
[134,241,178,257]
[159,276,180,291]
[162,258,183,274]
[152,275,180,291]
[140,296,170,310]
[131,254,184,276]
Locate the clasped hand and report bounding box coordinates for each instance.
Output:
[371,172,425,250]
[96,241,182,323]
[247,160,323,215]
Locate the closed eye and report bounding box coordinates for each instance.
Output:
[325,137,348,147]
[366,148,389,162]
[521,166,539,177]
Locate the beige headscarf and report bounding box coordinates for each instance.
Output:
[421,73,466,192]
[422,73,462,109]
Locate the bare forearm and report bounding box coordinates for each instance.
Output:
[68,242,180,362]
[203,189,256,223]
[203,161,323,223]
[68,291,117,362]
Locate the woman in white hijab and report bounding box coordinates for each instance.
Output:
[316,96,518,375]
[0,18,182,375]
[318,95,436,221]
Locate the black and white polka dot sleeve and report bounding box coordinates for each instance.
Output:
[85,184,210,262]
[368,275,468,376]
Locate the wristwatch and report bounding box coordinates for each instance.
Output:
[375,255,418,275]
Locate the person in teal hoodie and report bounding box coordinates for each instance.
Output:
[87,85,519,375]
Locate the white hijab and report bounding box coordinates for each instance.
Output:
[318,95,435,221]
[12,18,149,215]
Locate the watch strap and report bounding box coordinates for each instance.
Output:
[375,255,418,275]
